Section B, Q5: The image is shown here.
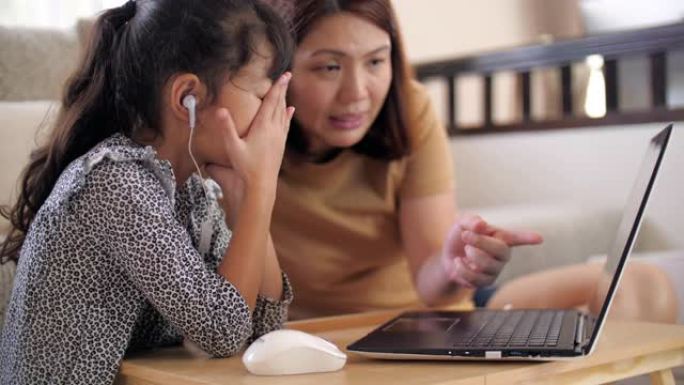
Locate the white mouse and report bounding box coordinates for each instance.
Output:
[242,329,347,376]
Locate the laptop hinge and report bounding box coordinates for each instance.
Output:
[583,315,597,352]
[574,313,585,352]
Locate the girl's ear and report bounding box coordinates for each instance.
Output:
[168,73,208,128]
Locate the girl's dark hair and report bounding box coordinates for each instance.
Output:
[287,0,412,160]
[0,0,293,264]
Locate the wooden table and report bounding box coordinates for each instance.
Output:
[116,310,684,385]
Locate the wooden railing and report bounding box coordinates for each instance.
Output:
[414,22,684,136]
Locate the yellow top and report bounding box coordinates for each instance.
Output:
[272,82,458,319]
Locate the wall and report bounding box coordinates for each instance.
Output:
[391,1,684,250]
[450,123,684,250]
[392,0,583,63]
[392,0,587,126]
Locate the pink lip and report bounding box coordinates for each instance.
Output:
[329,113,365,130]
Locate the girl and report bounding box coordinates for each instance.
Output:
[266,0,543,319]
[0,0,294,384]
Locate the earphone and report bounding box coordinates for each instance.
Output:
[181,94,202,182]
[182,94,197,129]
[182,94,213,255]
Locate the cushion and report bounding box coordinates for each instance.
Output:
[0,101,59,232]
[467,203,623,285]
[76,18,96,48]
[0,26,79,101]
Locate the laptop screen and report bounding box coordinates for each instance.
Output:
[586,125,672,352]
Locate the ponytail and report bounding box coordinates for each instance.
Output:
[0,0,293,264]
[0,1,137,264]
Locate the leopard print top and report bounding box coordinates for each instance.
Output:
[0,134,292,385]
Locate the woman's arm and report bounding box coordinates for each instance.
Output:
[400,192,543,307]
[399,82,542,307]
[400,192,472,307]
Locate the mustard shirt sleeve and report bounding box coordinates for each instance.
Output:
[399,81,456,198]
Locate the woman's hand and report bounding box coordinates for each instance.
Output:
[441,214,543,288]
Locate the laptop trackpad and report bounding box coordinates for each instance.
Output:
[383,317,461,333]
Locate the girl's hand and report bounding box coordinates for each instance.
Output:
[216,72,295,192]
[205,164,244,228]
[441,214,543,288]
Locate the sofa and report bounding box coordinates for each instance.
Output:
[1,24,683,330]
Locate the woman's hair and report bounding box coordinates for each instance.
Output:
[0,0,293,264]
[287,0,412,160]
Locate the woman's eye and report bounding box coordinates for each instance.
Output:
[369,58,386,67]
[316,64,341,72]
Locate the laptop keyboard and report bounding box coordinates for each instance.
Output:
[451,310,564,348]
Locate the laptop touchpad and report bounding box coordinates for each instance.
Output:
[383,317,460,333]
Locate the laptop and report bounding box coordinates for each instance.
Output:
[347,125,673,361]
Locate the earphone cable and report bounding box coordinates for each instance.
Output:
[188,122,210,200]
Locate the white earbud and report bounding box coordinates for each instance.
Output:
[182,93,212,255]
[182,94,197,129]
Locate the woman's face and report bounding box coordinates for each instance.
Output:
[289,12,393,156]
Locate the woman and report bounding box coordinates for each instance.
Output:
[266,0,678,324]
[267,0,542,319]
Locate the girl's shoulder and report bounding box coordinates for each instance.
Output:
[84,133,169,172]
[51,134,176,209]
